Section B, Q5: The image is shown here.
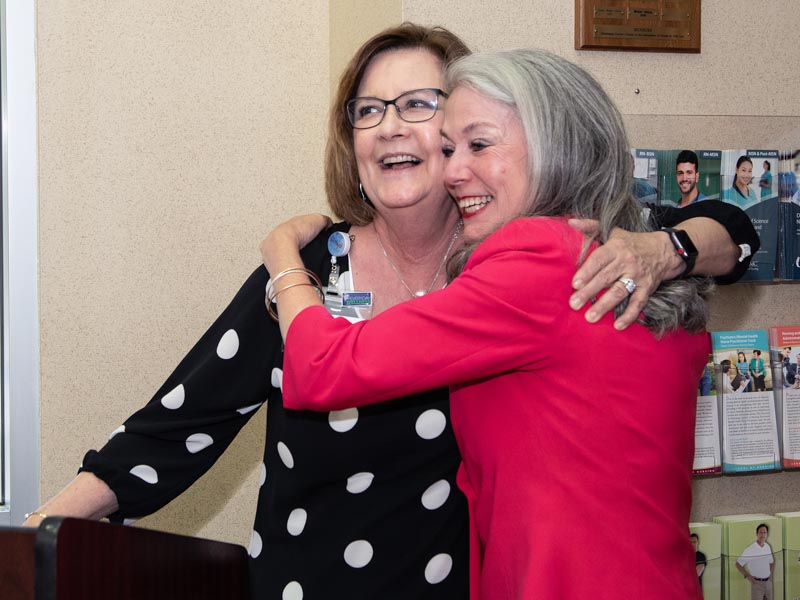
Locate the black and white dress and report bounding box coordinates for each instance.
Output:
[81,222,470,599]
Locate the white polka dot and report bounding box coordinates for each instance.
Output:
[421,479,451,510]
[425,553,453,584]
[237,402,261,415]
[122,518,137,526]
[346,472,374,494]
[129,465,158,484]
[248,530,263,558]
[109,425,125,440]
[271,367,283,389]
[282,581,303,600]
[259,462,267,487]
[277,441,294,469]
[343,540,373,568]
[216,329,240,359]
[287,508,307,536]
[329,408,359,433]
[185,433,213,454]
[160,384,185,410]
[415,409,446,440]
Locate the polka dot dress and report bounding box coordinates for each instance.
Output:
[80,223,469,599]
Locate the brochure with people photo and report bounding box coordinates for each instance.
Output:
[720,150,779,281]
[714,514,783,600]
[769,326,800,469]
[712,330,781,473]
[694,351,722,476]
[690,522,722,600]
[777,149,800,280]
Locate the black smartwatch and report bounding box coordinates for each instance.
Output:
[662,227,698,277]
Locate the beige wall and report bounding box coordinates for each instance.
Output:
[36,1,800,548]
[37,0,333,542]
[329,0,402,94]
[407,1,800,117]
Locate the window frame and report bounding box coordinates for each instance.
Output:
[1,0,39,526]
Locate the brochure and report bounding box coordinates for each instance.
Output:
[711,330,780,473]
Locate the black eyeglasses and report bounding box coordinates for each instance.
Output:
[346,88,448,130]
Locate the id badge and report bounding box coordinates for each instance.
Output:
[323,288,373,321]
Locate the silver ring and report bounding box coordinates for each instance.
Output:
[617,277,637,295]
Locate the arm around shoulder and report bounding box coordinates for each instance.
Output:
[652,200,760,284]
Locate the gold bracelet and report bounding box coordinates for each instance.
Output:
[267,267,323,303]
[24,511,48,520]
[267,282,324,321]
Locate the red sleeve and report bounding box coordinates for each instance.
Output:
[282,218,580,410]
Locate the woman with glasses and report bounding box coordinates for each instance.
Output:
[27,23,756,599]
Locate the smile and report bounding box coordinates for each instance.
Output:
[379,154,422,169]
[457,195,493,215]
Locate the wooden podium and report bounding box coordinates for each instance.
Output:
[0,517,250,599]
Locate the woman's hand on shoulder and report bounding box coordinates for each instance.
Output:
[260,214,333,272]
[567,218,682,330]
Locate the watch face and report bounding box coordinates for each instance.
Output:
[673,229,698,258]
[664,228,698,277]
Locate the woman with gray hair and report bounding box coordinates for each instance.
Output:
[263,48,707,598]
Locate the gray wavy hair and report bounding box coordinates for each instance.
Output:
[445,48,711,335]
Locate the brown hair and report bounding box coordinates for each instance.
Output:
[325,23,470,225]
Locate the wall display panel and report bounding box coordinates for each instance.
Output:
[626,113,800,521]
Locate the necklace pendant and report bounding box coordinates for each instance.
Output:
[374,218,462,301]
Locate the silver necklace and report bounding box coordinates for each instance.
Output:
[374,219,463,298]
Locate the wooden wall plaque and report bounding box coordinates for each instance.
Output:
[575,0,701,53]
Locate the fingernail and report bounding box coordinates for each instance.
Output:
[572,278,582,289]
[585,310,597,322]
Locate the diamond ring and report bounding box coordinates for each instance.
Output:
[617,277,637,295]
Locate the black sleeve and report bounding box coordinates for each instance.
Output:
[646,200,760,285]
[80,265,281,519]
[79,225,342,520]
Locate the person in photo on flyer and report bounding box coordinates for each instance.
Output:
[749,349,767,392]
[675,150,708,208]
[722,155,757,208]
[735,524,774,600]
[759,160,773,198]
[737,351,752,392]
[720,360,746,394]
[691,533,707,594]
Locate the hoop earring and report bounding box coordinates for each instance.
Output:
[359,182,375,208]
